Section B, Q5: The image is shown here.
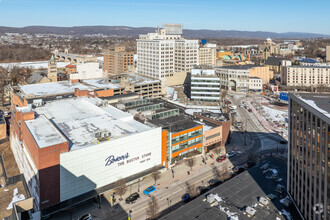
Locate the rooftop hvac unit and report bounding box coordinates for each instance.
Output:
[33,99,43,107]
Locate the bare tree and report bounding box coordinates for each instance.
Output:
[146,196,159,220]
[212,166,221,179]
[151,166,161,185]
[184,182,198,197]
[185,157,196,171]
[247,152,256,163]
[221,164,230,181]
[115,178,126,200]
[214,143,222,156]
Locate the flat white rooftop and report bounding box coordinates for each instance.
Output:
[34,97,151,151]
[19,80,121,97]
[25,115,67,148]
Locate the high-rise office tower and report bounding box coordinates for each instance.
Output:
[103,46,134,76]
[288,93,329,220]
[136,24,199,79]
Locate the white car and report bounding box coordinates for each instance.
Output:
[226,151,236,158]
[229,105,237,110]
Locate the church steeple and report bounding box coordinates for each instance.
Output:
[48,55,57,82]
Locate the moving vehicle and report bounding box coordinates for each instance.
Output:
[248,109,252,112]
[226,151,236,158]
[229,105,236,110]
[78,214,93,220]
[143,186,156,195]
[216,155,226,163]
[125,192,140,204]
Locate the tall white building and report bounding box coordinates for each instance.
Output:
[137,24,199,79]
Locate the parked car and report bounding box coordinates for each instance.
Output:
[181,193,191,202]
[125,192,140,204]
[216,155,226,163]
[208,178,221,187]
[143,186,156,195]
[229,105,237,110]
[248,109,252,112]
[78,214,93,220]
[239,104,244,108]
[196,186,209,195]
[245,161,256,168]
[226,151,236,158]
[233,166,245,174]
[236,122,242,128]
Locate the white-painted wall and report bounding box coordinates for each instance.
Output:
[70,62,103,80]
[59,127,162,201]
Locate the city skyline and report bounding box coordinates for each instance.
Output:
[0,0,330,35]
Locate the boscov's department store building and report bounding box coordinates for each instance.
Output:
[10,83,165,211]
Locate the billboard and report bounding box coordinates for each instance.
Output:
[280,92,289,101]
[201,39,207,44]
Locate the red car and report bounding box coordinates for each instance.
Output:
[248,109,252,112]
[216,155,226,162]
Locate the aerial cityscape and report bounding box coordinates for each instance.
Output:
[0,0,329,220]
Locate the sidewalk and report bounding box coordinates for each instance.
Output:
[104,132,254,204]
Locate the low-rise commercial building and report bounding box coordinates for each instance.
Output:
[10,88,164,212]
[65,64,76,75]
[216,65,273,92]
[216,66,250,92]
[109,74,162,99]
[70,61,104,80]
[288,93,329,220]
[190,66,220,102]
[0,115,6,140]
[326,45,330,62]
[249,77,263,91]
[281,65,330,87]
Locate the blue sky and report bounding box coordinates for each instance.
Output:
[0,0,329,34]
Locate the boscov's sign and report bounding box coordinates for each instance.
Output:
[104,152,152,167]
[105,153,129,166]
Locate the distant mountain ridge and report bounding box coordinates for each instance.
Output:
[0,25,329,39]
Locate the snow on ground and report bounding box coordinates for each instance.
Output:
[7,188,25,210]
[0,60,70,69]
[261,105,288,123]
